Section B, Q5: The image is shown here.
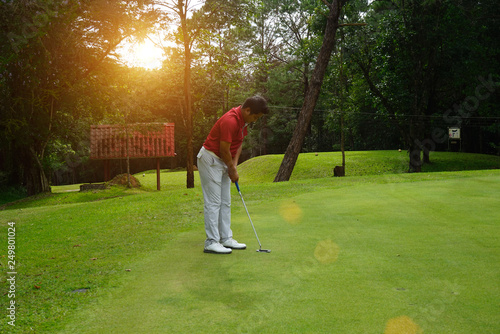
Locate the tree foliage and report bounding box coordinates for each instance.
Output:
[348,0,500,171]
[0,0,159,194]
[1,0,498,194]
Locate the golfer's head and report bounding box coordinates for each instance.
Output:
[242,96,269,123]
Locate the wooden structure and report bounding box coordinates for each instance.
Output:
[90,123,175,190]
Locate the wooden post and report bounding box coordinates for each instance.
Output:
[104,160,110,182]
[156,158,161,191]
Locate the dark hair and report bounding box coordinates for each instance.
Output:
[242,96,269,115]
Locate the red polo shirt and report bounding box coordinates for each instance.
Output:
[203,106,248,158]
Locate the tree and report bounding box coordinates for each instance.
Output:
[157,0,251,188]
[356,0,442,171]
[274,0,346,182]
[169,0,197,188]
[0,0,158,195]
[348,0,499,171]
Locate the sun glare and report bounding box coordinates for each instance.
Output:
[118,37,164,70]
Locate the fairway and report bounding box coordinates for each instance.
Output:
[56,173,500,334]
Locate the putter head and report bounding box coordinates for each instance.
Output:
[257,249,271,253]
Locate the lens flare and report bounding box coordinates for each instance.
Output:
[314,239,340,264]
[278,200,303,225]
[384,316,422,334]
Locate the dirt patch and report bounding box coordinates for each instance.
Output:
[107,174,141,188]
[80,183,107,191]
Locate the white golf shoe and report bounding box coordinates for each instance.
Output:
[204,242,232,254]
[222,238,247,250]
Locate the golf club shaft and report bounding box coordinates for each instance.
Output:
[235,182,262,249]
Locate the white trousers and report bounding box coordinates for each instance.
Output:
[197,147,232,247]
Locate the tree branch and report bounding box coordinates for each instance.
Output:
[338,23,367,27]
[355,58,411,144]
[78,35,128,82]
[355,58,394,115]
[321,0,332,8]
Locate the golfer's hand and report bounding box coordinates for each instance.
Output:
[228,166,239,183]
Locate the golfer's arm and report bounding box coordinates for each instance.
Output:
[220,141,237,173]
[232,145,242,167]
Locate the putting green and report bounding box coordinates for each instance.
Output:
[59,174,500,333]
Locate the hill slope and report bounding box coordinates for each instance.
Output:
[237,150,499,184]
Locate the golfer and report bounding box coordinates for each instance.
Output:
[197,96,269,254]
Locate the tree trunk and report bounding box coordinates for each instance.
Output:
[341,113,345,170]
[23,147,51,196]
[185,54,194,189]
[339,26,346,174]
[180,2,194,189]
[423,149,430,164]
[409,143,422,173]
[274,0,343,182]
[126,125,131,188]
[408,121,423,172]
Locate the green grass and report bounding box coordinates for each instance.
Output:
[50,184,83,193]
[2,151,497,208]
[0,187,27,206]
[135,151,498,192]
[0,151,499,333]
[0,185,146,210]
[235,150,499,184]
[136,169,201,191]
[0,186,204,333]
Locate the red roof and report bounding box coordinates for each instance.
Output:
[90,123,175,159]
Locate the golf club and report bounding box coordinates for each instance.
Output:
[235,181,271,253]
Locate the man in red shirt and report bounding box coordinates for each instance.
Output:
[197,96,269,254]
